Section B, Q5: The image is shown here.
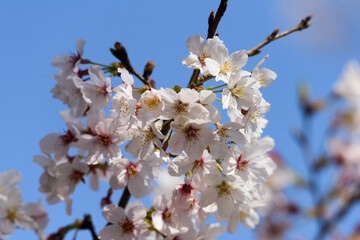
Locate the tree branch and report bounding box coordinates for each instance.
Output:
[47,214,98,240]
[207,0,228,39]
[110,42,150,86]
[247,15,312,57]
[118,186,131,209]
[188,0,228,87]
[315,192,360,240]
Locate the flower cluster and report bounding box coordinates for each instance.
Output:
[0,170,48,240]
[329,60,360,199]
[32,33,278,240]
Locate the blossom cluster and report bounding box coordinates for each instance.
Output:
[0,170,48,240]
[329,60,360,199]
[32,33,278,240]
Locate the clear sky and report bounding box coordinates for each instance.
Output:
[1,0,360,239]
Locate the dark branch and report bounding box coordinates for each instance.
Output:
[47,214,98,240]
[315,192,360,240]
[188,0,228,87]
[247,15,312,57]
[207,0,228,39]
[118,186,131,209]
[110,42,150,86]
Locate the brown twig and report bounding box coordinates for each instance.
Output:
[196,74,215,86]
[207,0,228,39]
[247,15,312,57]
[187,0,228,87]
[47,214,98,240]
[315,192,360,240]
[110,42,150,86]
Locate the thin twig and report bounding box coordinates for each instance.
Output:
[110,42,150,86]
[315,192,360,240]
[207,0,228,39]
[247,15,312,57]
[196,74,215,86]
[47,214,98,240]
[187,0,228,87]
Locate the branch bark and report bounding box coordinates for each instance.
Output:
[188,0,228,87]
[47,214,98,240]
[247,15,312,57]
[110,42,150,86]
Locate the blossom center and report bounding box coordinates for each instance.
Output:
[97,135,112,145]
[61,130,75,145]
[221,60,235,74]
[174,100,188,115]
[233,86,247,97]
[96,85,108,96]
[7,209,17,222]
[216,180,232,198]
[120,218,134,233]
[194,157,204,169]
[236,154,249,171]
[144,96,160,110]
[70,170,85,183]
[238,210,250,223]
[179,183,193,196]
[127,164,138,177]
[199,49,210,66]
[249,111,263,124]
[162,208,172,223]
[185,127,199,141]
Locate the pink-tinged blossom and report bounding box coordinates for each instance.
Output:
[171,178,194,210]
[99,204,147,240]
[168,150,218,191]
[164,223,226,240]
[182,34,225,76]
[0,170,21,199]
[51,39,85,74]
[210,122,247,159]
[51,157,89,200]
[88,166,111,191]
[111,72,137,123]
[195,223,226,240]
[125,121,165,160]
[237,98,271,140]
[251,55,277,88]
[328,138,360,166]
[39,111,85,162]
[23,200,49,240]
[78,65,113,110]
[0,189,36,237]
[52,73,88,118]
[151,194,189,236]
[334,60,360,108]
[76,111,129,164]
[199,176,252,218]
[169,118,216,159]
[109,158,155,199]
[223,140,275,188]
[216,203,260,233]
[160,88,210,121]
[198,90,221,123]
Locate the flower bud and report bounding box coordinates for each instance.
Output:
[173,85,181,93]
[143,61,155,79]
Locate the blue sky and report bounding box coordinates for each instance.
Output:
[1,0,360,239]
